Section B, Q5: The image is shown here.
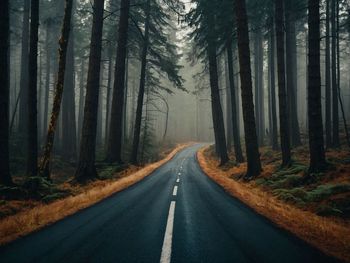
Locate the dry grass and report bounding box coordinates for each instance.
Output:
[197,146,350,263]
[0,143,192,245]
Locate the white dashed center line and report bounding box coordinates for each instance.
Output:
[160,201,176,263]
[172,186,178,196]
[176,178,180,183]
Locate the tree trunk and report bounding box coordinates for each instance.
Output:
[285,6,301,147]
[0,0,12,185]
[208,44,229,165]
[75,0,105,181]
[27,0,39,177]
[43,22,51,141]
[331,0,339,147]
[107,0,131,163]
[307,0,327,173]
[254,30,264,146]
[96,61,104,147]
[268,20,278,150]
[78,59,85,144]
[325,0,332,148]
[234,0,262,178]
[18,0,30,133]
[105,48,113,147]
[225,54,233,150]
[275,0,291,167]
[122,52,129,143]
[39,0,74,178]
[227,40,244,163]
[130,0,150,164]
[62,27,77,161]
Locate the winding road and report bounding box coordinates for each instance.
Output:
[0,144,338,263]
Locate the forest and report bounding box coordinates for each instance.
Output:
[0,0,350,262]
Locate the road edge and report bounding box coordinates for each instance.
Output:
[0,143,193,246]
[196,145,349,263]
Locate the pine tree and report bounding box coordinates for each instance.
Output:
[307,0,327,172]
[39,0,74,178]
[275,0,291,167]
[27,0,40,177]
[234,0,262,177]
[75,0,105,181]
[106,0,131,163]
[0,0,12,185]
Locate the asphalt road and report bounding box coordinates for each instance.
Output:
[0,144,338,263]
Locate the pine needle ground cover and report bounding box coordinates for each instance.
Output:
[0,143,192,245]
[198,145,350,262]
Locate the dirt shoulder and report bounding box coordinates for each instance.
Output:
[197,145,350,263]
[0,143,192,245]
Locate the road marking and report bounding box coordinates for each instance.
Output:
[178,172,181,176]
[160,201,176,263]
[172,186,178,196]
[176,178,180,183]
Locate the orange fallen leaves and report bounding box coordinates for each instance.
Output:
[0,143,192,246]
[197,146,350,263]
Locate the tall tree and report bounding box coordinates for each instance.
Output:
[130,0,151,164]
[43,20,52,139]
[39,0,74,178]
[275,0,291,167]
[106,0,131,163]
[234,0,262,177]
[75,0,105,181]
[227,39,244,163]
[285,1,301,147]
[331,0,339,147]
[18,0,30,133]
[130,0,183,163]
[253,30,265,146]
[62,26,77,161]
[307,0,327,172]
[27,0,39,177]
[268,17,278,150]
[0,0,12,185]
[325,0,332,148]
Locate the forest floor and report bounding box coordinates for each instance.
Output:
[198,144,350,262]
[0,142,192,245]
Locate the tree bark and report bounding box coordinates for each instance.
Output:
[325,0,332,148]
[208,44,229,165]
[0,0,12,185]
[225,54,233,150]
[43,22,51,141]
[234,0,262,177]
[39,0,74,178]
[75,0,105,181]
[331,0,339,147]
[227,40,244,163]
[78,59,85,144]
[105,48,113,147]
[27,0,39,177]
[130,0,150,164]
[268,20,278,150]
[275,0,291,167]
[254,30,265,146]
[18,0,30,133]
[62,27,77,161]
[307,0,327,172]
[107,0,131,163]
[285,5,301,147]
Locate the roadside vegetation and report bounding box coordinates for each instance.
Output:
[198,143,350,262]
[0,143,189,245]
